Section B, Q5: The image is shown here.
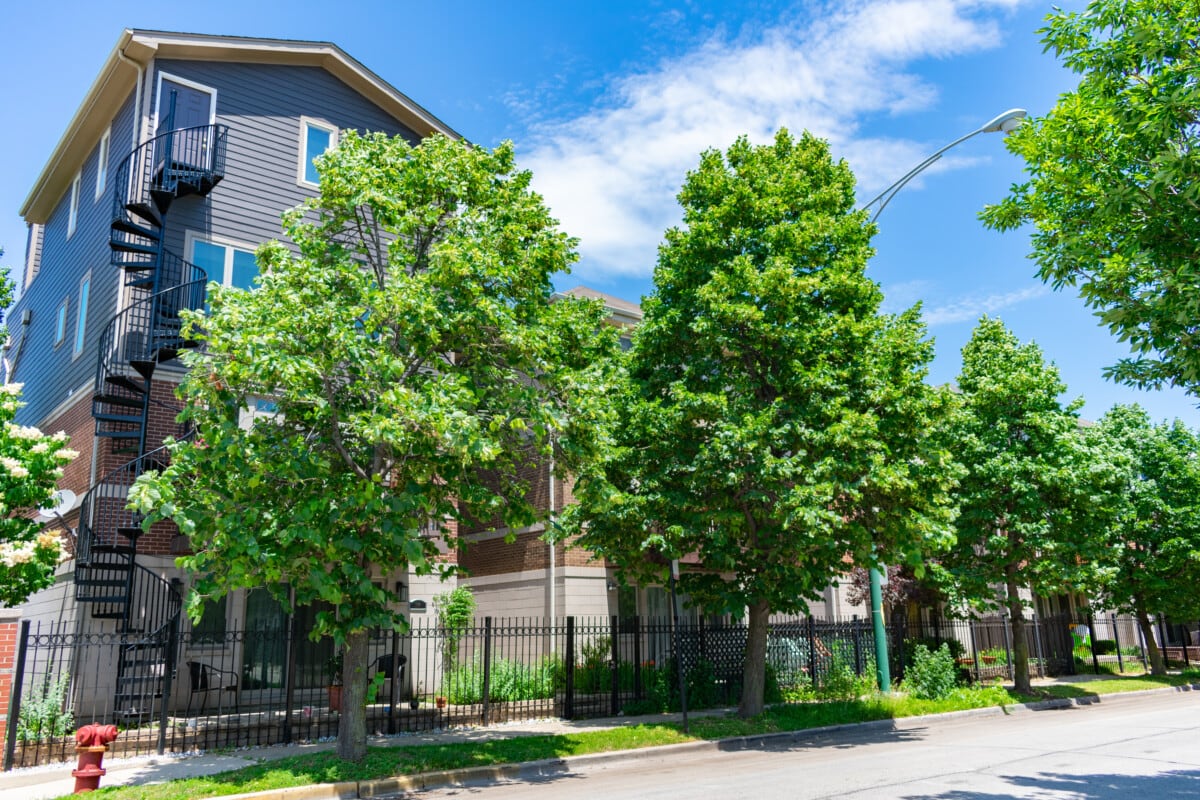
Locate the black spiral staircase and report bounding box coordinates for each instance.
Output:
[74,117,228,720]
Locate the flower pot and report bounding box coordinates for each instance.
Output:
[409,699,420,710]
[435,696,447,709]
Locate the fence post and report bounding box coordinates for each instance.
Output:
[282,605,299,745]
[632,616,642,700]
[1086,612,1100,675]
[481,617,493,726]
[3,620,30,771]
[564,617,575,720]
[806,615,817,686]
[388,628,400,735]
[1112,614,1125,673]
[610,615,620,717]
[1032,615,1046,679]
[1001,617,1014,681]
[1136,618,1150,673]
[969,619,981,683]
[1184,624,1192,669]
[157,610,181,755]
[852,616,863,676]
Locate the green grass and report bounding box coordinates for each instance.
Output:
[58,673,1198,800]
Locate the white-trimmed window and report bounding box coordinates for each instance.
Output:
[297,117,337,187]
[73,272,91,358]
[95,127,110,200]
[67,173,81,238]
[54,297,68,347]
[189,235,259,290]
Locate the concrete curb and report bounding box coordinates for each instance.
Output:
[209,682,1200,800]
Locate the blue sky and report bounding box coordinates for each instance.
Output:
[3,0,1197,425]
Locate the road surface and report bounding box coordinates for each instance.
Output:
[413,691,1200,799]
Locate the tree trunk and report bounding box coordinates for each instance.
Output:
[336,630,369,761]
[1135,604,1166,676]
[739,600,770,718]
[1005,565,1031,695]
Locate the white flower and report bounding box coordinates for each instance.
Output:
[5,423,44,440]
[0,457,29,478]
[30,442,49,454]
[1,383,23,395]
[0,541,37,567]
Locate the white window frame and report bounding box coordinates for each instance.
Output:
[67,172,81,238]
[153,71,218,132]
[297,116,338,188]
[54,296,69,348]
[186,232,259,289]
[72,271,91,359]
[94,126,111,201]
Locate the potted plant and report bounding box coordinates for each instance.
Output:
[327,652,344,712]
[435,695,447,709]
[410,682,422,710]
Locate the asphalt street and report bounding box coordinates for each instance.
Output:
[412,691,1200,799]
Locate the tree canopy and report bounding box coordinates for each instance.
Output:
[939,317,1119,693]
[981,0,1200,394]
[130,133,618,759]
[571,130,959,716]
[1087,405,1200,674]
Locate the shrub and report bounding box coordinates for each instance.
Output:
[904,636,964,665]
[18,671,73,742]
[902,644,958,700]
[442,655,559,704]
[816,663,875,700]
[435,586,476,668]
[1092,639,1117,655]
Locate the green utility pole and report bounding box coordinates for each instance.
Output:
[870,566,891,691]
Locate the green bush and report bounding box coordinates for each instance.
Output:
[904,636,964,664]
[1093,639,1117,655]
[18,671,73,742]
[816,663,875,700]
[442,656,560,704]
[902,644,958,700]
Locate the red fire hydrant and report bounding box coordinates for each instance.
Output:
[72,724,119,793]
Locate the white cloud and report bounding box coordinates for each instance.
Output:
[922,284,1051,325]
[520,0,1027,281]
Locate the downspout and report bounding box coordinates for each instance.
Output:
[116,45,145,152]
[2,311,31,385]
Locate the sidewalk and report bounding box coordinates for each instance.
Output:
[0,674,1178,800]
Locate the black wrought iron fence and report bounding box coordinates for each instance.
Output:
[6,611,1183,769]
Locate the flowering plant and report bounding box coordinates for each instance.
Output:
[0,383,77,606]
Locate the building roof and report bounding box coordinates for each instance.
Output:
[20,29,461,223]
[560,286,643,327]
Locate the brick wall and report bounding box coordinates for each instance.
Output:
[0,614,22,744]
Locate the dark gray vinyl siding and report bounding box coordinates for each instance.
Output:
[151,60,420,268]
[11,90,138,427]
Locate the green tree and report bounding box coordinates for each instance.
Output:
[571,130,960,716]
[982,0,1200,394]
[941,318,1118,693]
[1088,405,1200,675]
[0,251,78,606]
[130,133,618,760]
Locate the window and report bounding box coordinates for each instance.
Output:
[297,117,337,186]
[191,595,228,645]
[95,127,110,200]
[67,173,81,238]
[190,237,259,289]
[72,273,90,357]
[54,298,68,347]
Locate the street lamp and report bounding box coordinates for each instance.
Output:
[860,107,1026,692]
[861,108,1026,223]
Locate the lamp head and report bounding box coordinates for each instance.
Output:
[980,108,1027,135]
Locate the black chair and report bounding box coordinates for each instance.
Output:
[186,660,240,714]
[369,653,407,700]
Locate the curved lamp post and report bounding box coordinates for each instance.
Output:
[861,107,1026,691]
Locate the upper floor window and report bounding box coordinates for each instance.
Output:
[95,127,110,201]
[190,236,259,290]
[298,117,337,187]
[54,297,68,347]
[67,173,81,238]
[73,272,91,358]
